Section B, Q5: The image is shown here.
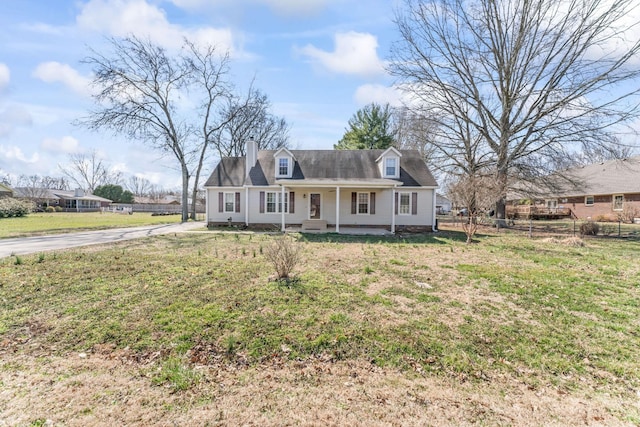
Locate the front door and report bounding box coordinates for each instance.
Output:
[309,193,321,219]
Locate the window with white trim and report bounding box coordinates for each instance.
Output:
[277,158,289,176]
[266,191,289,213]
[358,192,369,214]
[585,196,594,206]
[224,192,235,213]
[399,192,411,215]
[613,194,624,211]
[385,157,397,177]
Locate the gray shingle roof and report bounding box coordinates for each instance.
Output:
[204,149,438,188]
[13,187,112,202]
[553,156,640,197]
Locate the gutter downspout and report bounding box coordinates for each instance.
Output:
[281,185,285,232]
[205,188,209,227]
[432,190,438,232]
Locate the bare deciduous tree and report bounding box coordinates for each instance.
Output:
[17,175,70,194]
[79,36,235,221]
[211,87,290,158]
[448,174,499,244]
[390,0,640,225]
[59,150,121,192]
[392,106,442,175]
[126,175,154,197]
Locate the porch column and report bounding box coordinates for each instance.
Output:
[391,188,396,234]
[335,186,340,233]
[281,185,286,232]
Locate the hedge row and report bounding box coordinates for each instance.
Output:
[0,198,35,218]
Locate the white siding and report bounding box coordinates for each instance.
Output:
[208,186,435,228]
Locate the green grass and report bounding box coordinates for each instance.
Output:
[0,230,638,401]
[0,212,183,238]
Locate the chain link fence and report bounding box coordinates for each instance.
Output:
[438,214,640,239]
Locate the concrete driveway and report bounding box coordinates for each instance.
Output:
[0,221,206,258]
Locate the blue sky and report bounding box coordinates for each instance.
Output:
[0,0,404,189]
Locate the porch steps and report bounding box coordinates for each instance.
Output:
[302,219,328,231]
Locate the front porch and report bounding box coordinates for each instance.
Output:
[285,225,393,236]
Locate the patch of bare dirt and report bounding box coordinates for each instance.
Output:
[0,350,635,426]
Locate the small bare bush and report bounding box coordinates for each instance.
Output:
[618,205,639,223]
[265,235,301,280]
[580,220,599,236]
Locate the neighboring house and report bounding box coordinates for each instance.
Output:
[0,183,14,198]
[509,156,640,221]
[113,195,183,214]
[204,140,439,233]
[436,193,452,214]
[14,187,111,212]
[134,195,181,205]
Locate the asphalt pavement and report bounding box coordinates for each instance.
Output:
[0,221,206,258]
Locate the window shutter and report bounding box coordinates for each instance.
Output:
[412,192,418,215]
[370,192,376,215]
[394,192,398,215]
[218,192,223,213]
[259,191,265,213]
[289,192,295,214]
[351,192,357,214]
[235,192,241,213]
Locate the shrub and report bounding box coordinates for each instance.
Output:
[0,198,34,218]
[600,223,616,236]
[617,205,639,224]
[580,220,599,236]
[45,206,56,213]
[55,206,63,212]
[264,235,301,280]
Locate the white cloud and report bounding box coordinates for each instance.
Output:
[297,31,386,76]
[76,0,235,53]
[0,106,33,138]
[0,145,40,164]
[32,62,93,97]
[354,84,403,107]
[0,63,9,92]
[40,136,82,154]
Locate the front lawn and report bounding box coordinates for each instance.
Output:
[0,211,183,238]
[0,230,638,425]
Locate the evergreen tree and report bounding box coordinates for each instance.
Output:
[334,103,395,150]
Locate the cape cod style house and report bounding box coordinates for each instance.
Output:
[204,140,438,233]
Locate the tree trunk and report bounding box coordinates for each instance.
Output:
[181,166,190,222]
[494,168,508,228]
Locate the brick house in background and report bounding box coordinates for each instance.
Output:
[14,188,111,212]
[0,183,14,198]
[512,157,640,222]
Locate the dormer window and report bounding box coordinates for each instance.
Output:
[377,147,402,179]
[278,158,289,176]
[273,148,295,179]
[385,158,397,177]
